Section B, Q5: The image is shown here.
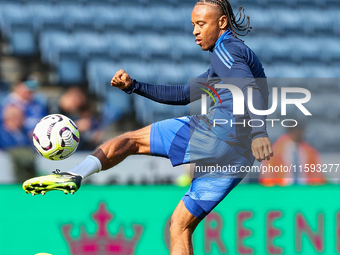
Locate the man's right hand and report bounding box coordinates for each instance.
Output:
[111,69,132,90]
[251,137,274,162]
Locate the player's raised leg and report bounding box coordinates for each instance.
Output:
[23,126,151,195]
[91,125,151,170]
[170,200,201,255]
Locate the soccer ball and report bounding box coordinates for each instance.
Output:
[33,114,80,160]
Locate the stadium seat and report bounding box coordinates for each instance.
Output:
[102,90,132,126]
[267,64,307,78]
[149,6,182,32]
[238,0,268,7]
[92,5,125,32]
[106,33,140,60]
[273,9,304,34]
[184,62,210,79]
[10,26,37,55]
[303,64,339,79]
[294,0,318,6]
[169,34,202,61]
[244,8,277,34]
[86,60,156,97]
[74,32,110,59]
[290,37,321,63]
[152,61,188,84]
[39,32,78,66]
[321,37,340,63]
[121,6,155,33]
[60,4,96,32]
[58,51,84,84]
[324,0,340,7]
[302,9,334,34]
[119,61,156,83]
[244,36,263,56]
[133,95,190,125]
[86,60,119,97]
[39,31,68,63]
[141,0,175,5]
[178,6,195,33]
[137,34,172,61]
[0,3,36,55]
[0,4,32,37]
[27,3,65,34]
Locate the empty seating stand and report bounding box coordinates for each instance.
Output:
[0,0,339,150]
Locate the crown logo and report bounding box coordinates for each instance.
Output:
[62,202,143,255]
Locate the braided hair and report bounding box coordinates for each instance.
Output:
[196,0,252,38]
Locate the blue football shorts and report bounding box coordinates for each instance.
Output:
[150,114,254,219]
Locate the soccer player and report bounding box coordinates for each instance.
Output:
[23,0,273,254]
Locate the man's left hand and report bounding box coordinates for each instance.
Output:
[251,137,273,162]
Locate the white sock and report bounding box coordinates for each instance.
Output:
[68,155,102,179]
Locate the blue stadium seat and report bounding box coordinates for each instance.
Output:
[318,37,340,63]
[39,32,78,65]
[57,50,84,85]
[290,37,321,63]
[121,7,155,33]
[152,61,188,84]
[173,0,197,6]
[133,95,190,125]
[294,0,318,6]
[149,6,182,32]
[61,4,96,31]
[273,9,304,34]
[39,31,68,63]
[106,33,140,60]
[87,60,155,97]
[86,60,119,96]
[303,64,339,79]
[39,32,83,84]
[302,9,334,34]
[245,8,277,34]
[169,34,202,61]
[324,0,340,7]
[10,26,37,55]
[47,0,85,4]
[74,32,110,59]
[92,5,125,32]
[141,0,176,5]
[244,36,263,56]
[184,62,209,79]
[178,6,195,33]
[119,61,156,83]
[238,0,268,7]
[137,34,172,61]
[266,64,307,78]
[27,3,65,34]
[0,4,32,36]
[102,90,132,126]
[0,4,36,55]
